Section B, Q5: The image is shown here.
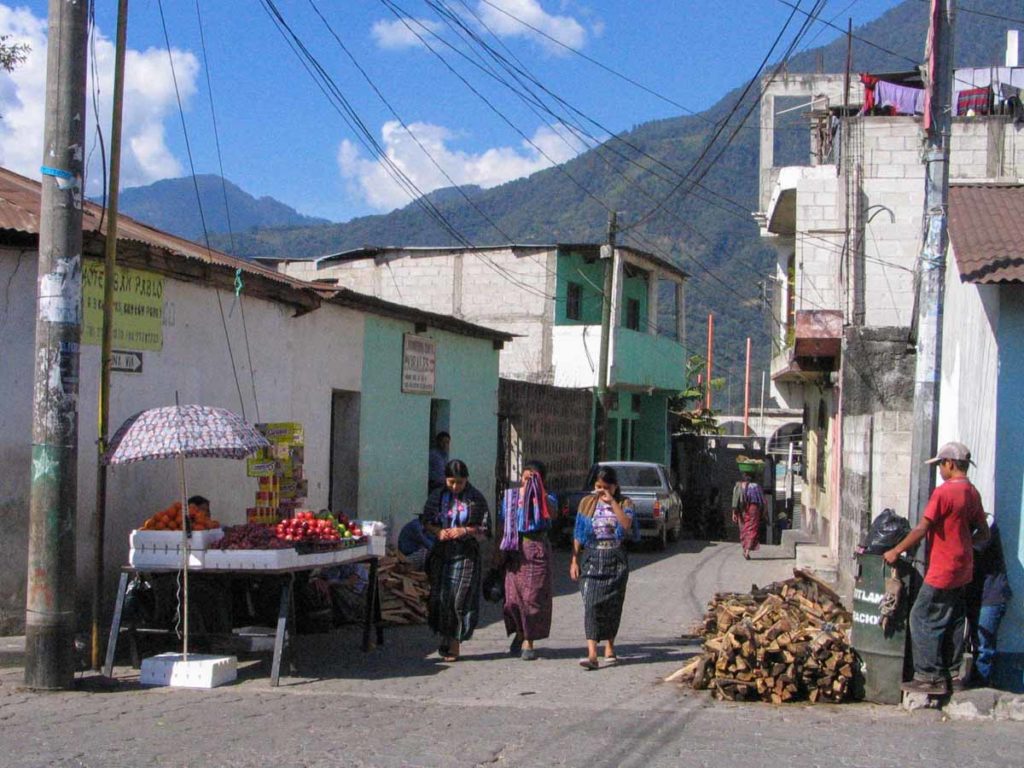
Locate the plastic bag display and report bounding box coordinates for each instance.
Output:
[858,508,912,554]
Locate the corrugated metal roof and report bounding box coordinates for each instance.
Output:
[949,183,1024,284]
[0,166,513,342]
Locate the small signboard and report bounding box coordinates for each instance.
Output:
[402,334,436,394]
[111,349,143,374]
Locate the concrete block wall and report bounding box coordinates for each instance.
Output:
[871,411,913,517]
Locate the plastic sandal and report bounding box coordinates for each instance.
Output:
[579,657,599,670]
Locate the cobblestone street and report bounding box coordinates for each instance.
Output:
[1,542,1019,767]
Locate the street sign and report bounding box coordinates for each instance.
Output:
[111,349,143,374]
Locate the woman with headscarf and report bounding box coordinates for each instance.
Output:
[422,459,489,662]
[494,460,555,661]
[570,465,634,670]
[732,467,765,559]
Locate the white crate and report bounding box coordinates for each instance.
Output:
[368,535,386,557]
[204,548,297,570]
[129,528,223,551]
[140,653,237,689]
[129,547,205,569]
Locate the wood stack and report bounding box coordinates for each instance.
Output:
[666,569,856,704]
[378,549,430,624]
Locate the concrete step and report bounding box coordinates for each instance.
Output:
[795,544,838,584]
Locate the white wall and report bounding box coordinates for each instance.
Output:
[288,248,556,382]
[938,251,1000,514]
[551,325,601,388]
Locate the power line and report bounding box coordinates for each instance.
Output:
[194,0,261,421]
[156,0,247,418]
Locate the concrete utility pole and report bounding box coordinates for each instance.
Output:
[25,0,89,689]
[92,0,130,671]
[743,337,752,436]
[908,0,955,526]
[595,211,617,461]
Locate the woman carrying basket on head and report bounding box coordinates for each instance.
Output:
[732,461,765,560]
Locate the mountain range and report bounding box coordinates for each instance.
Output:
[116,0,1021,388]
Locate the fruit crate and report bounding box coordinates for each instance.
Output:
[129,528,224,551]
[204,548,298,570]
[129,547,205,569]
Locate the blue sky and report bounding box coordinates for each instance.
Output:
[0,1,902,222]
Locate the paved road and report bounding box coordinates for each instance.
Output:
[1,540,1018,767]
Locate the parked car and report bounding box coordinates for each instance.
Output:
[557,462,683,549]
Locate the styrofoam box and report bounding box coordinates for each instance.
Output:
[140,653,237,688]
[368,535,386,557]
[130,528,224,551]
[204,548,297,570]
[129,547,205,569]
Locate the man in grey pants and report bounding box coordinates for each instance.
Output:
[884,442,990,695]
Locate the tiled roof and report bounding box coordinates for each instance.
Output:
[0,166,513,343]
[948,184,1024,284]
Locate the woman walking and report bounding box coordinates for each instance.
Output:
[732,466,765,559]
[423,459,489,662]
[494,461,555,661]
[570,465,634,670]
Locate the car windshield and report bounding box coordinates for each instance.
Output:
[590,465,662,488]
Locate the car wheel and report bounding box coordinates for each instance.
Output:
[667,517,681,543]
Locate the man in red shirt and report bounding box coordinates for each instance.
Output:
[884,441,990,695]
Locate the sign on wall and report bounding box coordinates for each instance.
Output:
[402,333,436,394]
[81,261,164,351]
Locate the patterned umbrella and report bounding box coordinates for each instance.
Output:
[104,404,269,465]
[104,404,269,660]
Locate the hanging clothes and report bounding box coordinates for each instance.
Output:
[875,80,925,115]
[957,87,991,116]
[859,73,879,113]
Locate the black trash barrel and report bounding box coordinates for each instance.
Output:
[851,554,913,704]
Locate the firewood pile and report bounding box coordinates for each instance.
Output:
[378,549,430,624]
[666,569,855,704]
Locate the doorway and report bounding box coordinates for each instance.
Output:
[329,390,361,515]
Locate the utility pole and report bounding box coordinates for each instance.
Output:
[705,314,714,410]
[908,0,955,526]
[25,0,89,689]
[92,0,130,671]
[743,337,752,436]
[595,211,617,461]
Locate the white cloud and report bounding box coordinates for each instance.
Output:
[371,18,444,50]
[475,0,587,51]
[0,5,198,194]
[337,119,588,211]
[370,1,589,53]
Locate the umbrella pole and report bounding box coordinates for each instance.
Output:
[178,453,189,661]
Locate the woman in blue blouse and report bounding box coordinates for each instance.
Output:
[570,465,634,670]
[422,459,490,662]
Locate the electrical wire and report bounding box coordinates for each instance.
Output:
[156,0,248,419]
[194,0,262,422]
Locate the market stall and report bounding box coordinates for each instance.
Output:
[104,520,387,686]
[103,410,387,687]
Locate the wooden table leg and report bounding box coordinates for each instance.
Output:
[270,575,293,687]
[363,557,381,651]
[103,571,130,678]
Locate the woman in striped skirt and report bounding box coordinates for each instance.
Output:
[570,465,634,670]
[494,460,555,661]
[423,459,490,662]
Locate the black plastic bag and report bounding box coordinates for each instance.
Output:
[859,508,911,554]
[482,568,504,603]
